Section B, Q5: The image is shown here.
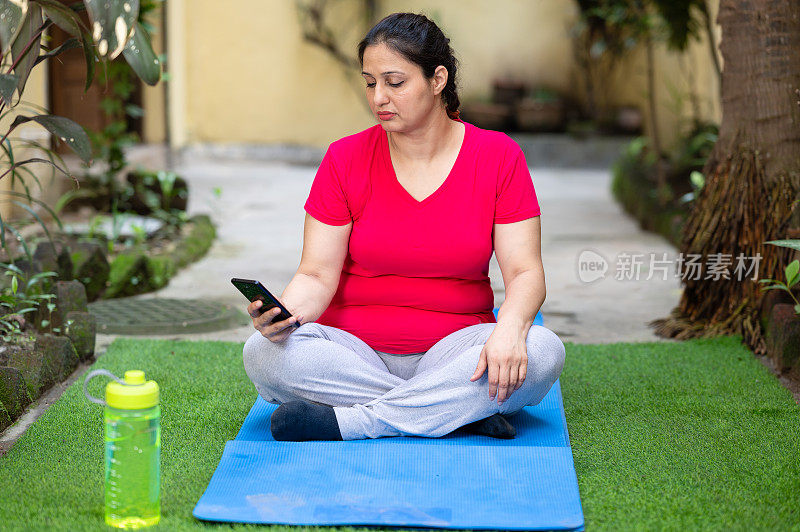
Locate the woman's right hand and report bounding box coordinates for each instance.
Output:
[248,301,303,343]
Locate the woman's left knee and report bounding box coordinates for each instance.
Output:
[524,325,566,384]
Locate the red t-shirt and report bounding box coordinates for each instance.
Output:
[303,119,541,353]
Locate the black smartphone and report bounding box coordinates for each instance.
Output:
[231,278,298,326]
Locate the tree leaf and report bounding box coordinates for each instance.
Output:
[0,157,71,182]
[689,170,705,189]
[766,239,800,252]
[0,0,28,55]
[786,260,799,288]
[124,102,143,118]
[2,189,63,231]
[9,114,91,162]
[10,199,54,245]
[38,0,83,36]
[9,2,42,95]
[83,0,139,60]
[0,148,10,251]
[36,1,97,88]
[759,285,787,291]
[80,28,95,90]
[54,188,97,214]
[33,36,80,67]
[1,263,23,275]
[0,73,18,106]
[4,223,31,262]
[121,20,160,85]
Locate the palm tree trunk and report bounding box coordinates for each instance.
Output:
[651,0,800,354]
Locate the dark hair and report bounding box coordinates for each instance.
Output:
[358,12,461,120]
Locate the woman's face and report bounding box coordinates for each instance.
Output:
[361,42,447,131]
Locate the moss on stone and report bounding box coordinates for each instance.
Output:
[71,247,110,301]
[8,337,58,399]
[0,366,32,420]
[173,215,215,268]
[70,250,88,271]
[64,311,96,362]
[105,253,153,299]
[0,401,10,432]
[147,256,176,289]
[97,215,216,299]
[33,334,79,383]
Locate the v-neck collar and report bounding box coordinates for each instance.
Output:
[381,119,469,207]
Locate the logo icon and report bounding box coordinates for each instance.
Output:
[577,249,608,283]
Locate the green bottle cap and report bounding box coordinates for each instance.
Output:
[106,370,159,409]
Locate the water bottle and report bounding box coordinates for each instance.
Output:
[84,369,161,529]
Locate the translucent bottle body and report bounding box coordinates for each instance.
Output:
[104,405,161,529]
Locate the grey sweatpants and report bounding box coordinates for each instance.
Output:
[242,321,566,440]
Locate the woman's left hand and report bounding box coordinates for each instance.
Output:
[470,326,528,405]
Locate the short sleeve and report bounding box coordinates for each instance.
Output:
[494,146,541,223]
[304,146,352,225]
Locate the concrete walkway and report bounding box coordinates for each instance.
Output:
[95,144,682,353]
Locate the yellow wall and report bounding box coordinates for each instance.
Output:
[141,5,166,144]
[165,0,581,148]
[158,0,722,149]
[381,0,579,100]
[167,0,373,148]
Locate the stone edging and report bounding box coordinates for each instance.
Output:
[0,281,96,434]
[103,214,216,299]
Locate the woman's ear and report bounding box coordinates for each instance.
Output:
[431,65,449,96]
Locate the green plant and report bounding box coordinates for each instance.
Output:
[672,122,717,204]
[85,57,141,212]
[130,222,146,246]
[55,0,164,217]
[38,301,74,335]
[85,213,102,238]
[679,170,705,204]
[758,240,800,316]
[129,168,188,227]
[0,263,60,338]
[0,1,162,264]
[622,135,657,167]
[671,121,718,168]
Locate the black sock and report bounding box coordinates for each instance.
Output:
[462,413,516,439]
[270,400,343,441]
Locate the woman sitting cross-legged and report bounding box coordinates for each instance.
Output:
[242,12,566,442]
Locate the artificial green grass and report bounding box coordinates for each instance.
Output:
[0,335,798,531]
[564,338,800,530]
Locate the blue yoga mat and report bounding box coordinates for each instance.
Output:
[194,310,584,530]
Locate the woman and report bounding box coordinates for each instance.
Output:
[243,12,565,441]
